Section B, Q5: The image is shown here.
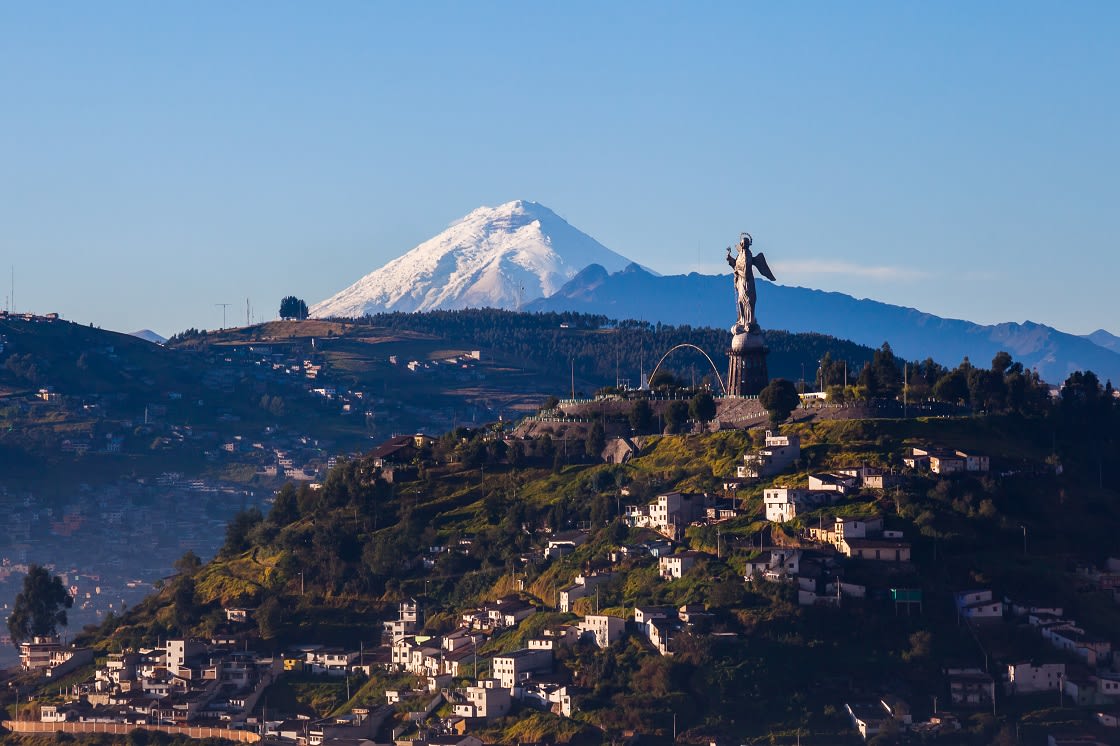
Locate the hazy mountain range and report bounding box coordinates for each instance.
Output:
[526,264,1120,384]
[312,201,1120,384]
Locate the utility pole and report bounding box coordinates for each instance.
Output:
[570,358,575,400]
[215,303,231,330]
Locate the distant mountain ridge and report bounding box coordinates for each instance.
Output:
[129,329,167,345]
[310,200,1118,384]
[526,263,1120,384]
[1085,329,1120,354]
[311,200,637,317]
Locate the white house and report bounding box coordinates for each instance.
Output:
[647,618,677,656]
[545,530,588,559]
[558,573,613,613]
[579,615,626,648]
[492,648,552,689]
[454,680,510,720]
[1044,626,1113,666]
[1007,662,1066,694]
[744,549,801,581]
[634,606,673,626]
[738,431,801,479]
[659,550,707,579]
[808,472,858,495]
[763,487,811,522]
[955,590,1003,622]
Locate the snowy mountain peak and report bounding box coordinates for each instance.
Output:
[311,201,638,318]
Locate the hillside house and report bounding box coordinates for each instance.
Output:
[625,491,712,540]
[558,572,613,612]
[634,606,674,626]
[454,679,511,720]
[1044,626,1113,666]
[955,590,1004,622]
[521,682,574,717]
[578,615,626,648]
[738,431,801,479]
[647,617,677,656]
[659,550,707,579]
[1007,662,1066,694]
[19,636,62,670]
[492,648,552,689]
[808,472,858,495]
[744,549,802,581]
[369,435,419,468]
[841,537,912,562]
[907,446,990,474]
[462,595,536,631]
[948,668,996,707]
[306,648,359,676]
[545,530,588,559]
[837,465,901,490]
[386,598,422,641]
[763,487,811,522]
[808,515,884,547]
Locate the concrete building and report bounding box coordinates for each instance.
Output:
[1008,662,1066,694]
[578,615,626,648]
[491,648,552,689]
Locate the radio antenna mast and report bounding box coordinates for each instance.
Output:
[215,303,231,330]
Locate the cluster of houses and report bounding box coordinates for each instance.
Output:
[24,637,278,728]
[624,491,739,541]
[954,588,1120,708]
[845,586,1120,743]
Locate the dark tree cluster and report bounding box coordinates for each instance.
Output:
[7,564,73,643]
[279,296,309,320]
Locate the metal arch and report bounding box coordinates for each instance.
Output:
[648,343,726,395]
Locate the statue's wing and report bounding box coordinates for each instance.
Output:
[752,252,777,281]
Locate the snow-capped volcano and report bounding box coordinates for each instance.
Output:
[310,200,638,317]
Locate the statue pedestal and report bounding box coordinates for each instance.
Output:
[728,330,769,397]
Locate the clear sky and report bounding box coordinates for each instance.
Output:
[1,2,1116,338]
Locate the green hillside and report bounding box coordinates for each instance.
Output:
[55,393,1120,744]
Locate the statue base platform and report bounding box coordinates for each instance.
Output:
[728,331,769,397]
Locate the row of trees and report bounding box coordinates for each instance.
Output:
[818,345,1055,415]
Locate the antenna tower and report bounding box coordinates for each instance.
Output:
[215,303,231,330]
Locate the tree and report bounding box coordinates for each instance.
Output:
[221,507,264,558]
[870,342,903,397]
[689,391,717,425]
[173,551,202,576]
[7,565,74,643]
[585,421,606,458]
[629,399,653,432]
[664,400,690,434]
[758,378,801,428]
[279,296,309,320]
[933,368,970,405]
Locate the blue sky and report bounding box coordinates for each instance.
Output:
[1,2,1116,337]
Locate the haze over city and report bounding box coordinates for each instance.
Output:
[2,2,1116,337]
